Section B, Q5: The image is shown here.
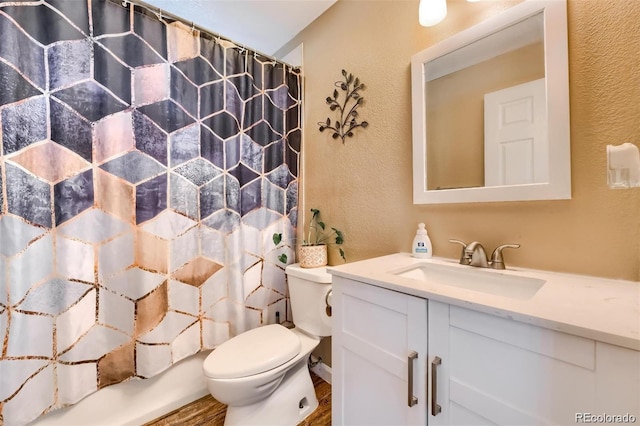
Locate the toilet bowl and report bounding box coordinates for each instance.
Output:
[202,264,332,426]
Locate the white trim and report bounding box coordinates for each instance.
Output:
[310,361,332,385]
[299,42,307,252]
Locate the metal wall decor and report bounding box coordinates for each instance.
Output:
[318,69,368,143]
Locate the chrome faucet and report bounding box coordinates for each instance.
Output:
[449,240,520,270]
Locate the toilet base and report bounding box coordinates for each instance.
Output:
[223,359,319,426]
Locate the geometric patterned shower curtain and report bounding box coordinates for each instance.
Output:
[0,0,301,424]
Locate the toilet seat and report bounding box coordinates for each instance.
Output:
[203,324,301,379]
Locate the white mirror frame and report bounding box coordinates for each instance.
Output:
[411,0,570,204]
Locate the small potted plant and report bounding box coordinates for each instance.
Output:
[273,208,345,268]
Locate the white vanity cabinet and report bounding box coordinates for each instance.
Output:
[429,300,639,425]
[332,276,428,425]
[333,276,640,426]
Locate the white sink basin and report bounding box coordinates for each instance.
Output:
[393,262,545,300]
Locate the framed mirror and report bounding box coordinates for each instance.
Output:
[411,0,570,204]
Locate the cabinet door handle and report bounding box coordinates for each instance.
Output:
[407,351,418,407]
[431,356,442,416]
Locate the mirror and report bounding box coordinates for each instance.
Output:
[411,0,570,204]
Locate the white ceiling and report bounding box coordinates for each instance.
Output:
[142,0,336,56]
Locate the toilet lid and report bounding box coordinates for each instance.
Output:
[203,324,301,379]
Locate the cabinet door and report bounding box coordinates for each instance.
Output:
[429,300,597,425]
[332,276,428,425]
[595,342,640,418]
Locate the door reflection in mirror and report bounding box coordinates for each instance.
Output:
[425,12,544,190]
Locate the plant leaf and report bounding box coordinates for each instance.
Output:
[342,69,347,77]
[333,228,344,244]
[332,133,340,139]
[278,253,288,264]
[333,89,338,99]
[311,208,320,218]
[339,248,346,260]
[318,221,326,230]
[272,233,282,245]
[361,121,369,128]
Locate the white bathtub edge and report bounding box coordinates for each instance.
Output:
[31,351,212,426]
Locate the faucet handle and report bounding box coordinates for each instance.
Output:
[490,244,520,270]
[448,239,469,264]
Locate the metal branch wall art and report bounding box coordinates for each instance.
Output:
[318,69,369,143]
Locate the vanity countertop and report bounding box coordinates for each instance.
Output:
[328,253,640,351]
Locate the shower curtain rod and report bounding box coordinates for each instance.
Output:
[117,0,300,70]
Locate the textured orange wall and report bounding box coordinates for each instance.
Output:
[285,0,640,281]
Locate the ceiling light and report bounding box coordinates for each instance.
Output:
[419,0,447,27]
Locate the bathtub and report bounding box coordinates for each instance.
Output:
[30,351,211,425]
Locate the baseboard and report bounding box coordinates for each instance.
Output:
[310,361,332,384]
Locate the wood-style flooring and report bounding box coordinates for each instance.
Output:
[145,373,331,426]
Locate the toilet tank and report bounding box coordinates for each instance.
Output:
[285,264,332,337]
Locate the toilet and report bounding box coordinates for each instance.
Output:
[202,263,332,425]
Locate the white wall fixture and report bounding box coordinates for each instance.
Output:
[419,0,447,27]
[607,143,640,189]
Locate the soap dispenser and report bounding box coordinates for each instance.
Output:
[412,223,433,258]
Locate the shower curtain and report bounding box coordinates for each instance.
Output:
[0,1,302,424]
